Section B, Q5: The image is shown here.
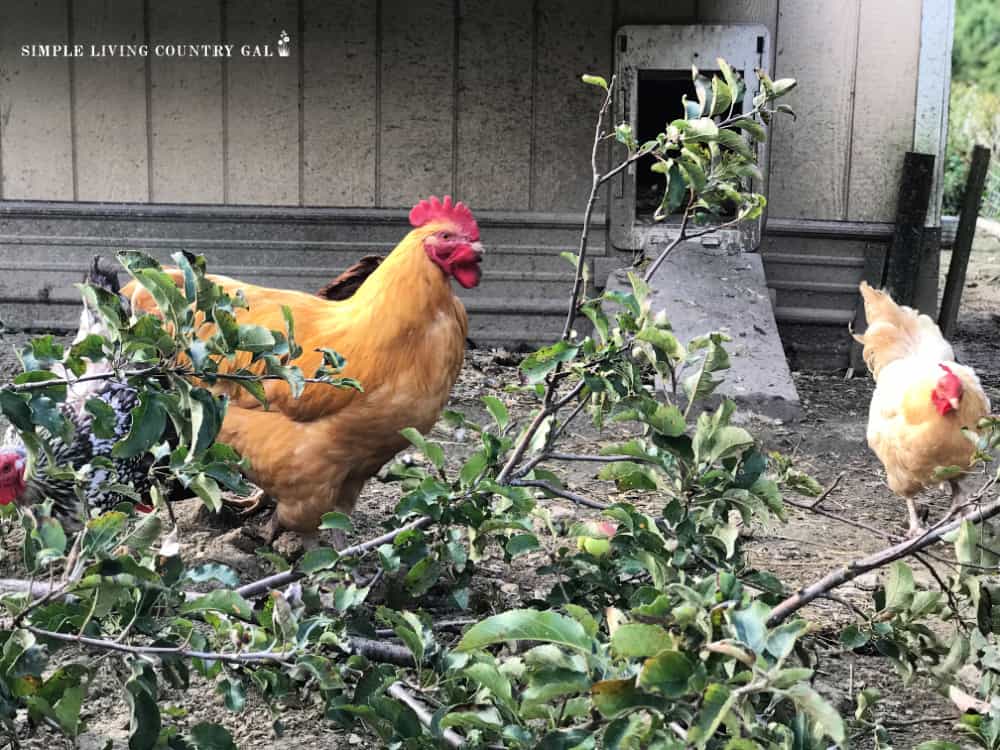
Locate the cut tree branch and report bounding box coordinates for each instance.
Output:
[387,682,465,749]
[235,515,433,598]
[767,494,1000,626]
[26,625,294,664]
[511,479,609,510]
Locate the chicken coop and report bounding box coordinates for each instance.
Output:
[0,0,952,368]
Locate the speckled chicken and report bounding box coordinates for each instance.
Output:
[0,260,160,525]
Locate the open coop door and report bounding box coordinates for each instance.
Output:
[610,24,771,256]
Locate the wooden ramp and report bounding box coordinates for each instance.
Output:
[608,244,801,422]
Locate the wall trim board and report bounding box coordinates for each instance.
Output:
[0,199,608,231]
[764,218,894,242]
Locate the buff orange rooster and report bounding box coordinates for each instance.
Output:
[123,196,482,542]
[855,281,990,535]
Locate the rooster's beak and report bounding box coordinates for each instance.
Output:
[949,397,961,411]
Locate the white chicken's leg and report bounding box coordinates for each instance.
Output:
[906,497,924,537]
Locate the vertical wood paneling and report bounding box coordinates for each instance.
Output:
[302,0,377,207]
[615,1,695,25]
[72,0,148,201]
[532,0,613,211]
[456,0,532,210]
[379,0,454,207]
[697,0,777,27]
[148,0,224,203]
[846,0,922,222]
[0,0,74,200]
[225,0,298,205]
[767,0,860,220]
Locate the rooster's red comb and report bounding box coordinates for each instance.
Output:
[409,195,479,241]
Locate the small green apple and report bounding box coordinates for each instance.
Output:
[575,520,617,558]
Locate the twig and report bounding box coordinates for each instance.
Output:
[2,363,338,394]
[511,479,609,510]
[235,516,434,598]
[387,682,465,749]
[543,452,647,464]
[912,552,969,632]
[561,75,616,342]
[817,593,871,621]
[767,494,1000,626]
[26,625,293,664]
[643,207,691,283]
[808,472,845,509]
[782,498,902,543]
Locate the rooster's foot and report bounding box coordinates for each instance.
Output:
[226,488,272,516]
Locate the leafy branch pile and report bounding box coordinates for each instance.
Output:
[0,60,995,750]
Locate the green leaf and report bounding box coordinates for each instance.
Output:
[784,683,845,746]
[655,161,688,220]
[184,563,240,587]
[611,623,676,658]
[82,512,128,555]
[464,662,515,713]
[399,427,445,470]
[319,512,353,532]
[591,679,657,718]
[647,404,686,437]
[710,76,733,116]
[404,556,442,597]
[482,395,510,431]
[839,624,869,650]
[506,533,540,559]
[637,651,695,698]
[885,561,915,611]
[730,600,770,653]
[113,392,167,459]
[598,461,657,491]
[84,398,117,440]
[521,341,579,384]
[456,609,592,653]
[688,683,735,748]
[581,74,608,90]
[189,722,238,750]
[236,324,276,353]
[683,117,719,142]
[731,117,766,142]
[53,684,84,736]
[716,129,754,160]
[459,451,487,486]
[299,547,339,574]
[765,619,809,662]
[217,678,246,713]
[126,681,161,750]
[181,591,253,621]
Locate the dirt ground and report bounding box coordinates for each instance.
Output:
[0,246,997,749]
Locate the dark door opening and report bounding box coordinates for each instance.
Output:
[635,68,743,220]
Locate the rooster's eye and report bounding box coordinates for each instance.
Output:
[441,232,452,240]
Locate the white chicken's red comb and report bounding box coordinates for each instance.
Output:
[409,195,479,242]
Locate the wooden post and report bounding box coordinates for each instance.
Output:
[884,152,935,307]
[938,145,992,338]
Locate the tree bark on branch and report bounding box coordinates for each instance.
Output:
[767,494,1000,626]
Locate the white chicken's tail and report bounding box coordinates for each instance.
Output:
[854,282,954,379]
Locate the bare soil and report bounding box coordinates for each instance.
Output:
[0,247,997,749]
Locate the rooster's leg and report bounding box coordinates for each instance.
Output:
[948,480,967,515]
[226,487,271,515]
